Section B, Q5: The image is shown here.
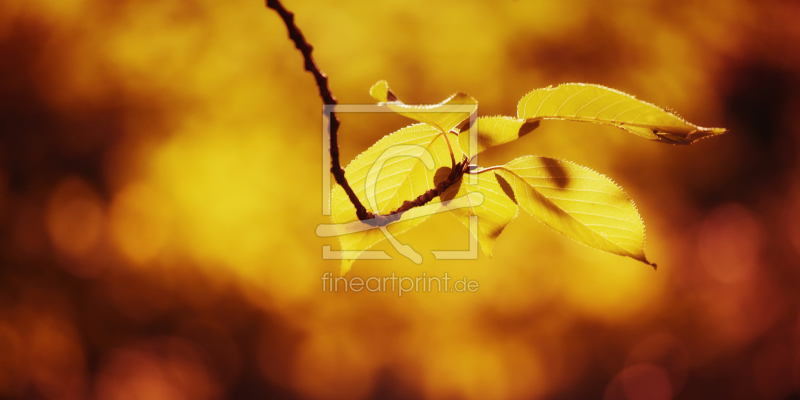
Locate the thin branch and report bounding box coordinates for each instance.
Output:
[266,0,372,221]
[363,157,470,227]
[266,0,466,226]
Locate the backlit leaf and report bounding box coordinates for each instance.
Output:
[331,123,462,274]
[441,171,519,257]
[457,116,539,155]
[370,80,477,134]
[517,83,726,144]
[493,156,654,267]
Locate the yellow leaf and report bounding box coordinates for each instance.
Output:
[457,116,540,155]
[493,156,655,267]
[517,83,726,144]
[369,80,477,134]
[441,171,519,257]
[331,123,461,274]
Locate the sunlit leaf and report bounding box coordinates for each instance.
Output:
[457,116,539,155]
[370,80,477,134]
[331,123,461,274]
[492,156,654,267]
[441,171,519,257]
[517,83,726,144]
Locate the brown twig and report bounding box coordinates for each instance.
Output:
[266,0,372,221]
[362,157,469,227]
[266,0,466,226]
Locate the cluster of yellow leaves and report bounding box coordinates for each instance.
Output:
[330,81,726,274]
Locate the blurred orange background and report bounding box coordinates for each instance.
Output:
[1,0,800,399]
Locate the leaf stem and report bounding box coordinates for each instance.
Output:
[468,165,510,175]
[443,132,457,169]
